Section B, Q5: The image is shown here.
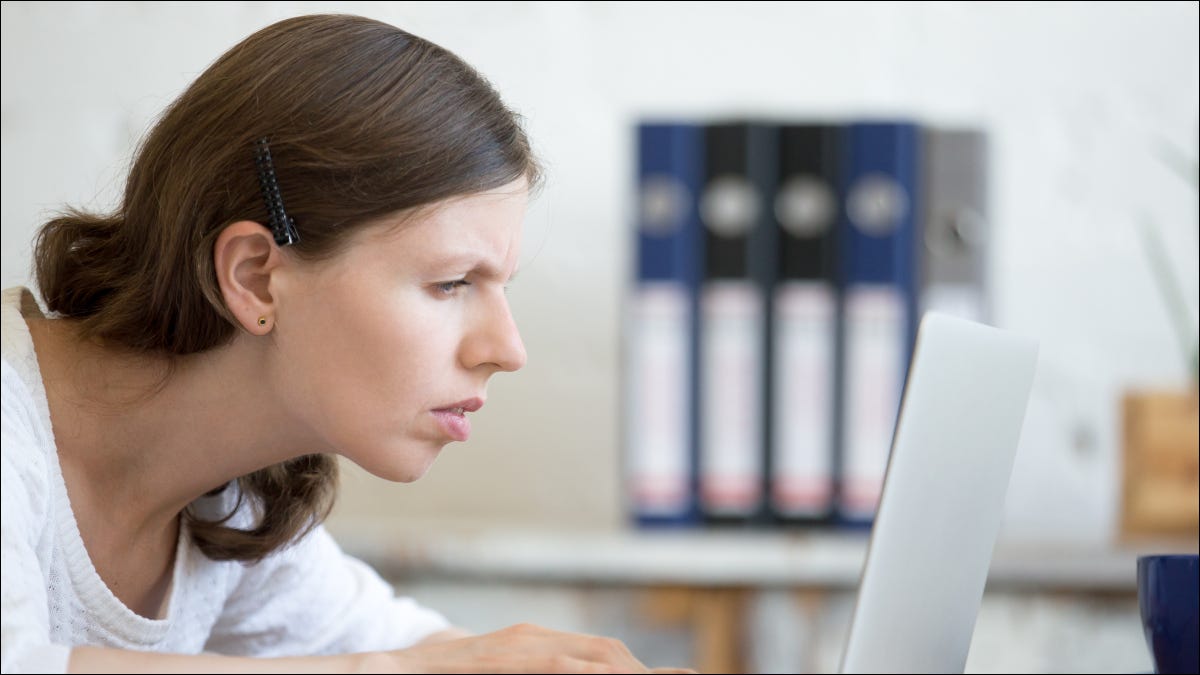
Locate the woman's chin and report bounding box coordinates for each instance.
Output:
[353,443,442,483]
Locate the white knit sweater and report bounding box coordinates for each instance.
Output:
[1,287,450,673]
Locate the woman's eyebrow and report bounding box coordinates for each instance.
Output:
[428,252,513,281]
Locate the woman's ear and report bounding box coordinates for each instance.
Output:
[213,220,284,334]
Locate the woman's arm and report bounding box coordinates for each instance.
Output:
[413,626,474,645]
[68,624,696,673]
[68,646,369,674]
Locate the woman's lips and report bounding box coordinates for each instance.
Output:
[431,397,483,441]
[431,407,471,441]
[436,397,484,413]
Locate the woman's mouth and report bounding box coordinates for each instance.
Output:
[431,398,483,442]
[431,408,470,441]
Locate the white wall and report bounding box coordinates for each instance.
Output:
[3,1,1197,545]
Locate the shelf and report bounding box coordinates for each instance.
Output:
[329,521,1198,592]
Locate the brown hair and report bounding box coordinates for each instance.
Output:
[32,14,542,562]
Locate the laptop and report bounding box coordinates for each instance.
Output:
[838,312,1040,674]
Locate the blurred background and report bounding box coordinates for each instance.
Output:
[3,2,1197,673]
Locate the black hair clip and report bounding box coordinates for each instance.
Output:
[254,138,300,246]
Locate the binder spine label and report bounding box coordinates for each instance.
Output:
[771,280,835,516]
[627,282,691,515]
[842,285,905,518]
[700,280,763,515]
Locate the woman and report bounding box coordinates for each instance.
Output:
[1,13,690,674]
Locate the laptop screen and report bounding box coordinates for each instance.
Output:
[839,312,1039,674]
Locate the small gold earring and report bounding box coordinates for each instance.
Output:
[258,316,268,327]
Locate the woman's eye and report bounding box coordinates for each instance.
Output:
[435,280,471,296]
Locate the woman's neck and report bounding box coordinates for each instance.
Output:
[25,315,322,540]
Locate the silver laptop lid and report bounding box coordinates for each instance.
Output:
[840,312,1039,674]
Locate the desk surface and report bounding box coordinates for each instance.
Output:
[329,521,1198,591]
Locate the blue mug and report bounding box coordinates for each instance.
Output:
[1137,554,1199,674]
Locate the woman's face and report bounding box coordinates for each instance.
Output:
[271,180,528,482]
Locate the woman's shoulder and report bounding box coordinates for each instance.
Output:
[2,286,58,503]
[2,357,55,527]
[1,286,45,385]
[1,285,52,414]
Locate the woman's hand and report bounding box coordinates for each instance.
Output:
[379,622,697,673]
